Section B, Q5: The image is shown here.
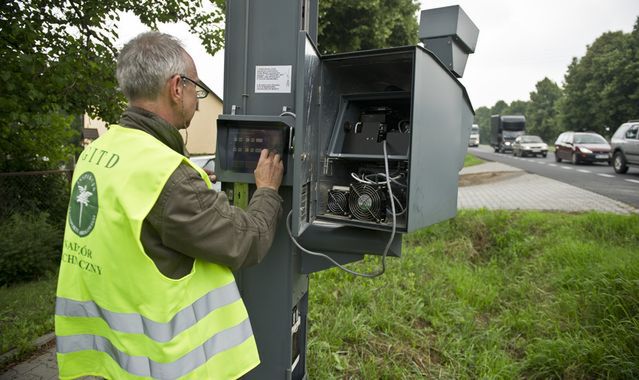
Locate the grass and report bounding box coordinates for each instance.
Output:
[2,210,637,377]
[464,153,484,167]
[307,210,639,379]
[0,274,56,365]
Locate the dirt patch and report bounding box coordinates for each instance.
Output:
[459,171,524,187]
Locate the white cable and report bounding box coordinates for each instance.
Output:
[362,172,407,188]
[286,140,397,278]
[280,111,297,118]
[390,177,408,188]
[387,194,406,216]
[350,172,374,184]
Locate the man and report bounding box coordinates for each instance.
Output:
[55,32,284,379]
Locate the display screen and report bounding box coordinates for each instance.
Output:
[226,127,288,173]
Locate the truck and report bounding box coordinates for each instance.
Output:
[490,114,526,153]
[468,123,480,147]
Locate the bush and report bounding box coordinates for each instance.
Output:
[0,172,71,226]
[0,212,62,285]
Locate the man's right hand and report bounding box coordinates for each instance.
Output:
[254,149,284,191]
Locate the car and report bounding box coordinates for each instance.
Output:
[610,120,639,173]
[512,135,548,157]
[189,155,222,192]
[554,132,611,165]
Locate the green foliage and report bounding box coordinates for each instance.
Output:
[308,210,639,378]
[558,27,638,137]
[463,153,483,167]
[478,17,638,142]
[0,0,225,171]
[0,275,57,362]
[0,172,71,225]
[527,77,563,142]
[0,213,62,286]
[318,0,420,54]
[473,106,492,144]
[505,100,529,116]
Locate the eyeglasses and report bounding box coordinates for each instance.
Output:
[180,75,210,99]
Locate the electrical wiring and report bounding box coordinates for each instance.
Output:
[286,140,397,278]
[387,194,406,216]
[350,172,374,184]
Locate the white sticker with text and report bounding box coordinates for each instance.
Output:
[255,65,292,93]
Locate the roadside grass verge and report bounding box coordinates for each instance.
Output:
[464,153,484,167]
[308,210,639,379]
[1,210,637,377]
[0,274,56,365]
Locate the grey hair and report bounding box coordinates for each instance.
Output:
[116,32,191,101]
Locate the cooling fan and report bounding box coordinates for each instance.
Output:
[348,183,386,222]
[327,189,349,216]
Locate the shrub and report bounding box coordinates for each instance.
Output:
[0,212,62,285]
[0,172,70,226]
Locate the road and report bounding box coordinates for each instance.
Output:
[468,145,639,208]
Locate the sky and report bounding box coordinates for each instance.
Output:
[117,0,639,109]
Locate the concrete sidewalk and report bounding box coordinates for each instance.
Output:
[458,162,637,214]
[1,161,636,380]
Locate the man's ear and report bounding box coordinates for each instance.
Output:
[168,74,183,104]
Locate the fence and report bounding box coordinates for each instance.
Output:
[0,169,73,225]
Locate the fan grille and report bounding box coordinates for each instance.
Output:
[327,190,349,215]
[348,183,386,222]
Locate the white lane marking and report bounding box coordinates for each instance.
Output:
[597,173,614,178]
[549,164,557,167]
[536,161,546,164]
[560,166,572,170]
[577,169,591,173]
[625,179,639,184]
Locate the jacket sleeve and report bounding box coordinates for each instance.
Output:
[147,163,283,271]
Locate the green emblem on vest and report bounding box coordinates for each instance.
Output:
[69,171,99,237]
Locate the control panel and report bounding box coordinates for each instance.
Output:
[226,127,289,173]
[216,115,294,186]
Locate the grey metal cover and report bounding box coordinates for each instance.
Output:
[407,46,474,232]
[292,32,322,237]
[419,5,479,78]
[419,5,479,52]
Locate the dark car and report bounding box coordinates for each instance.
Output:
[554,132,611,165]
[610,121,639,173]
[512,135,548,157]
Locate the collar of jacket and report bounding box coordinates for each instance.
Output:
[118,106,186,156]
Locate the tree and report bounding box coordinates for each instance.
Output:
[491,100,509,116]
[318,0,420,54]
[474,106,491,144]
[0,0,224,171]
[558,19,639,137]
[527,77,563,142]
[504,100,529,116]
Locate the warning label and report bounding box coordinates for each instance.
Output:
[255,65,292,93]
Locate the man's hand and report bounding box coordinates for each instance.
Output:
[254,149,284,191]
[203,169,217,184]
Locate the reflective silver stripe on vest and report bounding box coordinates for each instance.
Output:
[57,317,253,380]
[56,281,241,342]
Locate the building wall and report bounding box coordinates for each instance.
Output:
[180,94,222,155]
[83,92,222,155]
[83,115,109,135]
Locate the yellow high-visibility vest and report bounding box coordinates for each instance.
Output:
[55,125,259,379]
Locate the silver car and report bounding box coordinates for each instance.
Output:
[611,121,639,173]
[189,155,222,191]
[512,135,548,158]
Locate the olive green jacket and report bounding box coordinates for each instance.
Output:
[120,107,283,279]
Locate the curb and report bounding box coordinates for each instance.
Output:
[0,332,55,368]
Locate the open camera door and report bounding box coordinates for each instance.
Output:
[291,32,321,237]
